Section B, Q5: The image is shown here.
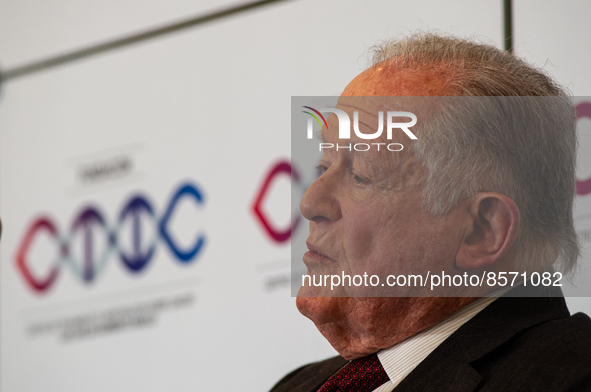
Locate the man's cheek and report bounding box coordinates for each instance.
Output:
[344,217,378,258]
[345,231,391,273]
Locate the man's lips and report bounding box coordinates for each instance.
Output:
[303,241,335,264]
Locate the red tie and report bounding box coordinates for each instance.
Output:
[316,353,390,392]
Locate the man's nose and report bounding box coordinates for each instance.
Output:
[300,168,342,223]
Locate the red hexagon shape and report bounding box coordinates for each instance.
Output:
[252,160,300,243]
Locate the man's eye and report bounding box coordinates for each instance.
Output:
[316,165,328,175]
[353,173,370,185]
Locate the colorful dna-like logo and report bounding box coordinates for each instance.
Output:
[15,182,206,293]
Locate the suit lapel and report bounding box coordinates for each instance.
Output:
[392,336,482,392]
[392,284,569,392]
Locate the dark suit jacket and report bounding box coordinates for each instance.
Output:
[270,286,591,391]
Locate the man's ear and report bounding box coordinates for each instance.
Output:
[455,193,519,270]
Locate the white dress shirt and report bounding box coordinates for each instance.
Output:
[369,296,500,392]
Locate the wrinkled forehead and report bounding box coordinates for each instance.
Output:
[318,95,439,188]
[334,63,453,131]
[323,95,434,145]
[319,105,421,180]
[333,95,428,137]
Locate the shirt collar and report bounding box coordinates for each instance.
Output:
[377,295,500,388]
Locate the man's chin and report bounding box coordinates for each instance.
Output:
[295,296,383,360]
[295,296,341,324]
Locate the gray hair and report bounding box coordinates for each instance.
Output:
[370,33,579,274]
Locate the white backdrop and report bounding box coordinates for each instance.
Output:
[0,1,588,391]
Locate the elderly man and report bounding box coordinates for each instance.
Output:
[272,34,591,392]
